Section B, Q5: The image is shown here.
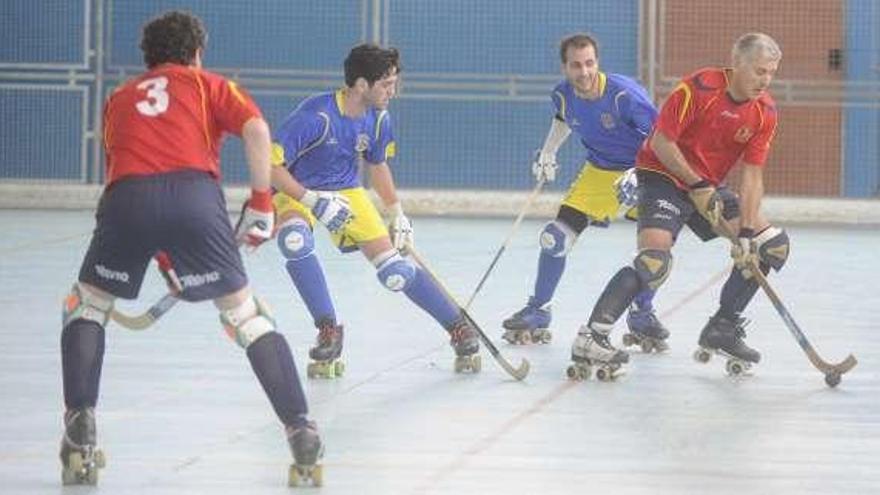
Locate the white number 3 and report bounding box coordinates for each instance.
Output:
[136,76,169,116]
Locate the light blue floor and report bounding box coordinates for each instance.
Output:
[1,210,877,494]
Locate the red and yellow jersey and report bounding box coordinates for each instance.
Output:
[103,63,262,184]
[636,67,778,189]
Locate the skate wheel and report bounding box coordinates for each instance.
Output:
[85,466,98,485]
[94,449,106,468]
[539,331,552,344]
[334,360,346,377]
[288,464,301,486]
[62,467,78,485]
[725,359,745,376]
[306,363,317,379]
[471,355,482,373]
[825,371,841,388]
[640,340,654,353]
[622,333,635,347]
[566,364,588,381]
[520,331,531,345]
[595,367,611,381]
[693,349,711,363]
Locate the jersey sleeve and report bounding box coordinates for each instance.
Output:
[742,104,778,166]
[551,89,566,120]
[654,79,697,141]
[365,110,396,164]
[272,111,328,166]
[207,76,263,136]
[617,91,658,137]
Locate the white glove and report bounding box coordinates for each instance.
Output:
[614,168,640,209]
[301,189,353,234]
[387,202,414,250]
[234,189,275,248]
[531,150,558,183]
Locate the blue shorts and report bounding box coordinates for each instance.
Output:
[78,170,247,301]
[637,170,740,242]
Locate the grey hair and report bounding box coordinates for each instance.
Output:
[732,33,782,64]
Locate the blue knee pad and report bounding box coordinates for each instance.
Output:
[277,220,314,261]
[539,221,576,258]
[376,254,417,292]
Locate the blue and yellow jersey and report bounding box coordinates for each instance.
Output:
[551,72,658,171]
[271,90,396,190]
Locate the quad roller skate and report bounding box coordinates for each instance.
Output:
[566,326,629,382]
[622,307,670,353]
[502,299,552,345]
[59,408,105,485]
[448,316,481,373]
[286,421,324,487]
[693,315,760,377]
[307,320,345,379]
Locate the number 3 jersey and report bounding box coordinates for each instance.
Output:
[271,90,396,191]
[102,63,262,184]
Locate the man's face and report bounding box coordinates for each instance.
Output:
[563,44,599,96]
[364,68,399,109]
[731,53,779,100]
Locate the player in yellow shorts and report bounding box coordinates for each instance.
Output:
[269,44,480,377]
[501,33,666,354]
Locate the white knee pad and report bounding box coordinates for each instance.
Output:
[63,282,114,328]
[539,220,577,258]
[277,219,315,261]
[220,295,276,348]
[373,250,417,292]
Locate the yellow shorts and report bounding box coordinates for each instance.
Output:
[561,162,637,226]
[273,187,388,253]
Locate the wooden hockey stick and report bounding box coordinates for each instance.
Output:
[404,245,530,381]
[464,179,545,310]
[110,251,182,331]
[719,220,857,387]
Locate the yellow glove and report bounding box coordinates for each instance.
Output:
[687,179,723,228]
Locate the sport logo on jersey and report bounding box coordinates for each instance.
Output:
[355,133,370,155]
[734,126,754,143]
[600,112,615,130]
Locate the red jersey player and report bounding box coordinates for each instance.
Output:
[566,33,790,382]
[59,11,322,486]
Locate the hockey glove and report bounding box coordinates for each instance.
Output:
[531,150,558,183]
[234,189,275,248]
[730,227,759,278]
[687,179,723,228]
[387,202,414,250]
[614,168,640,209]
[301,189,353,234]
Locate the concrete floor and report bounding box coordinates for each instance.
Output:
[1,210,877,494]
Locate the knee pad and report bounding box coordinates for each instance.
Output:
[374,251,417,292]
[633,249,673,290]
[63,282,114,328]
[277,219,314,261]
[220,295,277,349]
[754,226,790,271]
[539,220,577,258]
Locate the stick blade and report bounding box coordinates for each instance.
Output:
[503,358,530,381]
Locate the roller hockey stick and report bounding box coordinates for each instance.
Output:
[746,261,856,387]
[111,252,182,331]
[719,221,857,386]
[464,179,545,310]
[404,245,530,380]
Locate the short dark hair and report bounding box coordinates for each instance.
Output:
[559,33,599,63]
[140,11,207,68]
[343,44,401,87]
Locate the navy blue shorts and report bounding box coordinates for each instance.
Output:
[78,170,247,301]
[637,170,740,242]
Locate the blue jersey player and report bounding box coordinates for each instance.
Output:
[502,33,669,352]
[270,44,480,376]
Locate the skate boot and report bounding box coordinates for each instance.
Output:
[566,325,629,382]
[448,316,481,373]
[501,298,552,344]
[286,421,324,487]
[622,307,670,353]
[307,319,345,379]
[693,315,760,377]
[59,408,105,485]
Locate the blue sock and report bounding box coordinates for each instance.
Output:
[402,267,460,327]
[632,289,655,312]
[285,255,336,325]
[717,263,768,320]
[532,252,565,307]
